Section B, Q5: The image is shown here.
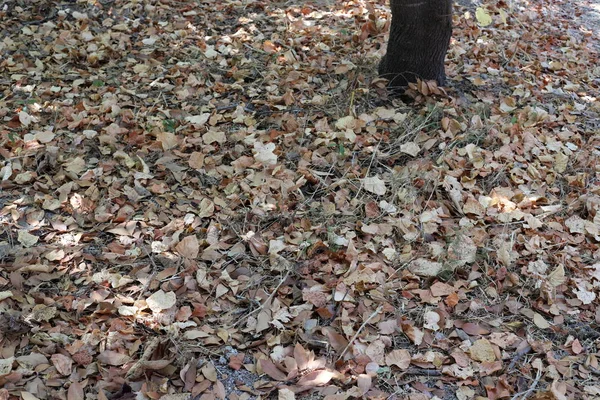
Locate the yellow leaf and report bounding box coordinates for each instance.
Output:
[469,339,496,362]
[548,264,566,287]
[476,7,493,27]
[533,312,551,329]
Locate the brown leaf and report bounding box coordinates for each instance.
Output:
[188,152,204,169]
[469,339,496,362]
[214,380,226,400]
[430,282,455,297]
[202,362,218,382]
[357,373,372,395]
[260,359,288,381]
[180,358,197,391]
[459,322,490,335]
[385,349,411,370]
[445,292,459,308]
[378,319,397,335]
[51,353,73,376]
[67,381,84,400]
[408,258,443,277]
[175,235,199,259]
[322,327,348,353]
[401,322,424,345]
[228,353,245,371]
[146,290,177,313]
[97,350,131,366]
[294,343,310,371]
[302,287,328,308]
[256,307,271,333]
[296,369,334,387]
[365,340,385,365]
[571,339,583,355]
[139,360,173,371]
[533,313,551,329]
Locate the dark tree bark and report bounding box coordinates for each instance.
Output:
[379,0,453,89]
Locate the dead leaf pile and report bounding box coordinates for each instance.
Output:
[0,0,599,399]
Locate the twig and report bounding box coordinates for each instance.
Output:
[337,305,383,361]
[126,337,162,380]
[510,368,542,400]
[401,367,442,377]
[508,343,532,371]
[353,139,382,202]
[232,270,291,327]
[138,246,160,300]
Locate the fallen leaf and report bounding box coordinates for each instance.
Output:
[297,369,334,387]
[469,339,496,362]
[260,359,287,381]
[475,7,493,26]
[409,258,443,277]
[423,310,441,331]
[278,388,295,400]
[253,142,278,165]
[51,354,73,376]
[533,312,551,329]
[362,176,387,196]
[17,230,39,247]
[385,349,411,370]
[400,142,420,157]
[146,290,177,313]
[357,373,372,395]
[97,350,131,366]
[175,235,200,259]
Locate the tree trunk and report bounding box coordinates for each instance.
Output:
[379,0,453,89]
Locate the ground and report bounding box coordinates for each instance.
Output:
[0,0,600,399]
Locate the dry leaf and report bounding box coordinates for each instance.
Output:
[460,322,490,335]
[97,350,131,366]
[400,142,420,157]
[51,354,73,376]
[278,388,295,400]
[201,362,217,382]
[448,234,476,266]
[401,324,424,345]
[547,264,566,287]
[357,374,372,395]
[469,339,496,362]
[475,7,492,26]
[297,369,334,387]
[385,349,411,370]
[533,312,551,329]
[423,310,441,331]
[408,258,443,277]
[294,344,310,371]
[67,381,84,400]
[253,142,278,165]
[157,131,178,150]
[17,230,39,247]
[362,176,387,195]
[260,359,287,381]
[175,235,200,259]
[146,290,177,313]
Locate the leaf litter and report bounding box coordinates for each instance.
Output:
[0,0,600,399]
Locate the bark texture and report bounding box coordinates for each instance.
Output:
[379,0,453,89]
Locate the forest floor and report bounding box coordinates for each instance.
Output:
[1,0,600,399]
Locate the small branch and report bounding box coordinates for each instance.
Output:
[232,270,290,328]
[508,343,532,371]
[138,246,160,300]
[510,368,542,400]
[337,305,383,361]
[402,367,442,377]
